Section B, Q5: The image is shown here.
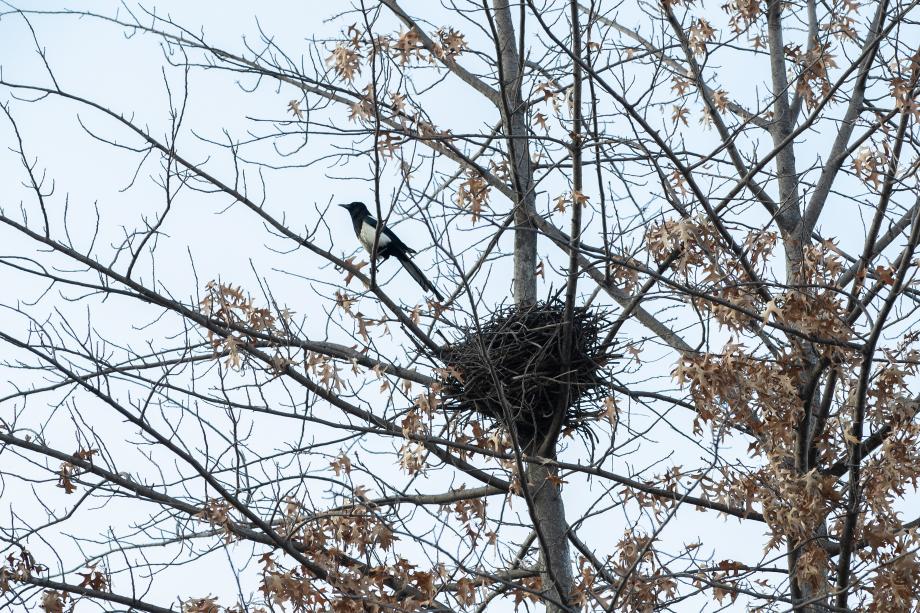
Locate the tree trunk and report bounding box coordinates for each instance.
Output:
[526,459,575,613]
[492,0,538,307]
[766,2,829,608]
[492,2,573,609]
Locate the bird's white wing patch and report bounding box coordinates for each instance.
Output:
[359,221,391,253]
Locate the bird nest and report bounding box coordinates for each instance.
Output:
[441,300,614,447]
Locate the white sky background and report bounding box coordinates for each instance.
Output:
[1,0,916,611]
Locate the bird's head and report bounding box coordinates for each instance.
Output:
[338,201,369,217]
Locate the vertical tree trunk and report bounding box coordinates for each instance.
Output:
[492,0,538,307]
[525,459,575,612]
[492,2,573,610]
[766,2,828,609]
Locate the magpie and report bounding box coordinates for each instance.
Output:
[339,201,444,302]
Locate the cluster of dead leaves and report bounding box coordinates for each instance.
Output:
[326,24,468,85]
[535,80,564,114]
[552,190,590,214]
[258,564,330,612]
[744,229,778,269]
[197,281,373,388]
[763,288,852,346]
[822,4,860,41]
[759,461,838,548]
[183,596,234,613]
[0,549,109,613]
[673,317,920,598]
[455,169,490,222]
[399,441,428,475]
[721,0,764,34]
[433,27,469,60]
[606,530,678,612]
[869,543,920,612]
[262,498,400,595]
[327,44,362,83]
[687,18,716,56]
[786,39,838,110]
[199,281,290,371]
[334,272,393,345]
[440,488,493,546]
[674,345,844,591]
[2,553,112,611]
[57,448,97,495]
[645,215,725,277]
[197,499,237,542]
[567,557,601,609]
[606,255,642,293]
[39,591,70,613]
[397,374,439,477]
[891,72,920,118]
[77,563,108,593]
[648,219,850,346]
[347,85,375,122]
[0,549,45,595]
[392,28,426,65]
[852,144,892,191]
[258,545,443,612]
[307,349,345,391]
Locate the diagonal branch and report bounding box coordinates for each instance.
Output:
[379,0,499,104]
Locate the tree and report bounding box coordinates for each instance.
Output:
[1,0,919,611]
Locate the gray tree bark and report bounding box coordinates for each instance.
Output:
[491,2,573,610]
[525,460,575,612]
[492,0,538,307]
[766,2,826,609]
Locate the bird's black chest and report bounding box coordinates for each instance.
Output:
[350,215,365,236]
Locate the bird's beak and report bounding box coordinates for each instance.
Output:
[337,203,348,209]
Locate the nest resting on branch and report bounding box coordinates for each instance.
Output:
[441,300,615,445]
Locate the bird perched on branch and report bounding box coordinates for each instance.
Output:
[339,201,444,302]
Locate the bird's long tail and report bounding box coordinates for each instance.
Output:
[396,254,444,302]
